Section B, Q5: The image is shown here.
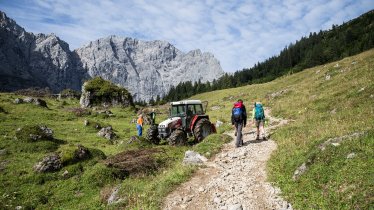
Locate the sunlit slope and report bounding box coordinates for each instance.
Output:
[191,49,374,209]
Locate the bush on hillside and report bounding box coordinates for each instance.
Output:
[59,89,80,99]
[14,87,52,97]
[0,106,6,113]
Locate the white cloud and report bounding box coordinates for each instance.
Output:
[1,0,373,72]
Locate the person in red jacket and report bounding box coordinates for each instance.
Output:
[231,99,247,147]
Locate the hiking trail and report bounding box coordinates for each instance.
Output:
[162,110,293,210]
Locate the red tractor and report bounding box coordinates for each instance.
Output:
[146,100,216,145]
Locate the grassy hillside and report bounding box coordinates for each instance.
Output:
[0,92,231,209]
[0,49,373,209]
[190,49,374,209]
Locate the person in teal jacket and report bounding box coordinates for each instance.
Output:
[252,102,266,140]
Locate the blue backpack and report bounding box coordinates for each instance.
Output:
[233,102,243,121]
[233,107,243,121]
[255,103,264,120]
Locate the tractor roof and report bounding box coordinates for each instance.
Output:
[170,100,202,105]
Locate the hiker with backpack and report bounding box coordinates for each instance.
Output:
[231,99,247,147]
[252,102,266,140]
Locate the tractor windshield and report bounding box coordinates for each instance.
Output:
[170,105,186,117]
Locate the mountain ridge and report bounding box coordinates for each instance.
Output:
[0,11,224,101]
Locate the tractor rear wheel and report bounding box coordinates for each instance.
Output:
[146,124,160,144]
[194,118,213,142]
[168,129,187,146]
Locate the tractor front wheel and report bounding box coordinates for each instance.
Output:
[168,129,187,146]
[194,118,213,142]
[146,124,160,144]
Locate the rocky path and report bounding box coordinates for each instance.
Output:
[162,111,292,210]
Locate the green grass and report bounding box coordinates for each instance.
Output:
[1,49,373,209]
[0,91,232,209]
[190,49,374,209]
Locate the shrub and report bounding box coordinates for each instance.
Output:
[59,89,80,99]
[0,106,6,113]
[14,87,52,97]
[67,107,91,117]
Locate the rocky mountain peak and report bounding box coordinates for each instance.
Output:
[0,11,224,102]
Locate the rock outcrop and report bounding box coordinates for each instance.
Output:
[0,11,85,92]
[0,11,224,102]
[75,36,224,101]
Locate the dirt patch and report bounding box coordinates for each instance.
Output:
[104,148,166,176]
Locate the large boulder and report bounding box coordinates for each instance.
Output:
[97,126,117,140]
[80,77,133,108]
[33,153,62,172]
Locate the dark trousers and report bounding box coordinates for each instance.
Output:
[235,122,243,147]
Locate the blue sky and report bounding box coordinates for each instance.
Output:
[1,0,373,72]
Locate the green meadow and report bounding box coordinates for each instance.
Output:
[0,49,373,209]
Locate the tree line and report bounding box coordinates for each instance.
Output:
[158,10,374,103]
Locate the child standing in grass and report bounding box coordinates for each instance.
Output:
[136,114,144,136]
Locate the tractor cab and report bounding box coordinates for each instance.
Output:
[147,100,215,146]
[169,100,205,130]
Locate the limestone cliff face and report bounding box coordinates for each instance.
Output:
[0,11,85,92]
[0,11,224,101]
[75,36,224,101]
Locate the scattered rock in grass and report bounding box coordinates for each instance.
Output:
[215,120,223,128]
[34,153,62,172]
[346,153,356,159]
[84,119,89,126]
[358,87,365,93]
[62,170,69,178]
[0,149,6,156]
[293,132,366,180]
[0,160,9,171]
[330,108,337,114]
[97,126,117,140]
[24,97,34,103]
[127,136,140,144]
[15,206,22,210]
[97,110,114,117]
[75,144,91,160]
[267,89,289,100]
[67,107,91,117]
[14,98,23,104]
[334,63,339,68]
[325,74,331,80]
[292,162,308,181]
[15,125,54,142]
[107,185,122,204]
[371,94,374,98]
[34,98,48,108]
[14,97,48,108]
[211,106,221,111]
[318,132,366,151]
[183,150,207,165]
[351,61,357,65]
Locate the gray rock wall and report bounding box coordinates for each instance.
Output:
[0,11,224,102]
